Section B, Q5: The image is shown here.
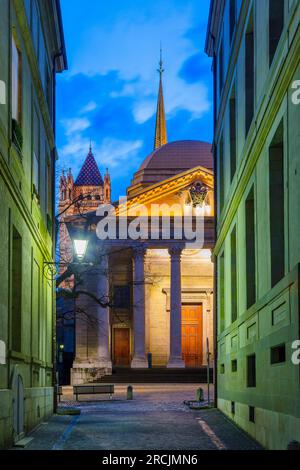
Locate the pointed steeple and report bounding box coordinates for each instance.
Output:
[154,46,167,150]
[74,144,103,186]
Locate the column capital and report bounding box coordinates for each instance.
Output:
[168,245,183,258]
[132,245,147,261]
[96,242,109,259]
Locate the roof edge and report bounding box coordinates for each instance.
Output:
[54,0,68,70]
[205,0,225,57]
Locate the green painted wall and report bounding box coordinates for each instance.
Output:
[209,0,300,450]
[0,0,65,448]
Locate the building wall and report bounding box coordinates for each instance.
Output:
[208,0,300,449]
[145,249,214,366]
[0,0,65,448]
[72,246,214,373]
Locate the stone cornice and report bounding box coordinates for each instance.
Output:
[205,0,225,57]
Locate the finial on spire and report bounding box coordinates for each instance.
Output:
[157,42,164,78]
[89,138,92,153]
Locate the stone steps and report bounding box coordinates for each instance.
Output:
[93,367,213,384]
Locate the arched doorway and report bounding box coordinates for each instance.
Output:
[11,368,25,441]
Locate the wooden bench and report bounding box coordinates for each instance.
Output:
[73,384,114,401]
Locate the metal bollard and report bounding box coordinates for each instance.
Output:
[196,387,204,402]
[147,352,152,369]
[127,385,133,400]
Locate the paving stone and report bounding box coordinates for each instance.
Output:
[12,385,262,450]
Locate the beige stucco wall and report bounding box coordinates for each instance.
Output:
[145,249,214,366]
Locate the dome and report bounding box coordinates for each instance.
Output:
[128,140,213,195]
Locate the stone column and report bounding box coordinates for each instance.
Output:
[131,246,148,368]
[96,253,112,369]
[71,250,112,384]
[167,245,185,368]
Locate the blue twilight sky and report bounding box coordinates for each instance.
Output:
[56,0,213,201]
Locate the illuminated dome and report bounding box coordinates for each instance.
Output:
[128,140,213,196]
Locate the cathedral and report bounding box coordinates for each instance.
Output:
[58,57,215,384]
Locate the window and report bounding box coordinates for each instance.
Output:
[218,39,224,98]
[12,227,22,352]
[219,137,224,212]
[11,35,22,123]
[245,12,254,136]
[247,354,256,387]
[220,363,225,374]
[269,0,284,66]
[271,344,286,364]
[31,0,39,57]
[113,285,130,309]
[249,406,255,423]
[33,108,40,194]
[230,0,236,43]
[219,251,225,333]
[245,187,256,309]
[230,85,237,181]
[46,157,52,232]
[47,161,52,212]
[45,63,52,117]
[231,359,237,372]
[269,121,285,287]
[231,225,237,322]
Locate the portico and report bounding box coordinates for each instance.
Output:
[71,233,214,384]
[69,134,214,384]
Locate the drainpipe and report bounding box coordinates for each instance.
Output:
[51,49,63,414]
[212,39,218,410]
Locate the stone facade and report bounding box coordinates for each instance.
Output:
[68,161,215,384]
[0,0,66,448]
[206,0,300,450]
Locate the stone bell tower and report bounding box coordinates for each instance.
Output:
[58,145,112,285]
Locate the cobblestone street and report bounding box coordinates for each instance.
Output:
[17,385,262,450]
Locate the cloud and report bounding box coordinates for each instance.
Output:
[57,0,213,200]
[80,101,97,114]
[97,138,143,169]
[133,100,157,124]
[59,133,143,179]
[61,117,91,135]
[62,0,212,124]
[179,53,212,84]
[59,134,91,160]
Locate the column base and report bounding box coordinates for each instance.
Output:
[167,357,185,368]
[131,356,148,369]
[71,359,112,385]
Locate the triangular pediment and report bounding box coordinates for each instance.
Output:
[118,166,214,215]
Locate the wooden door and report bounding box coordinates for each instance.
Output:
[114,328,130,366]
[181,305,203,367]
[12,373,24,440]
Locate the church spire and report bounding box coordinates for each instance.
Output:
[154,45,167,150]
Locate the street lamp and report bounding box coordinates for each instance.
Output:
[73,238,89,261]
[67,221,91,263]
